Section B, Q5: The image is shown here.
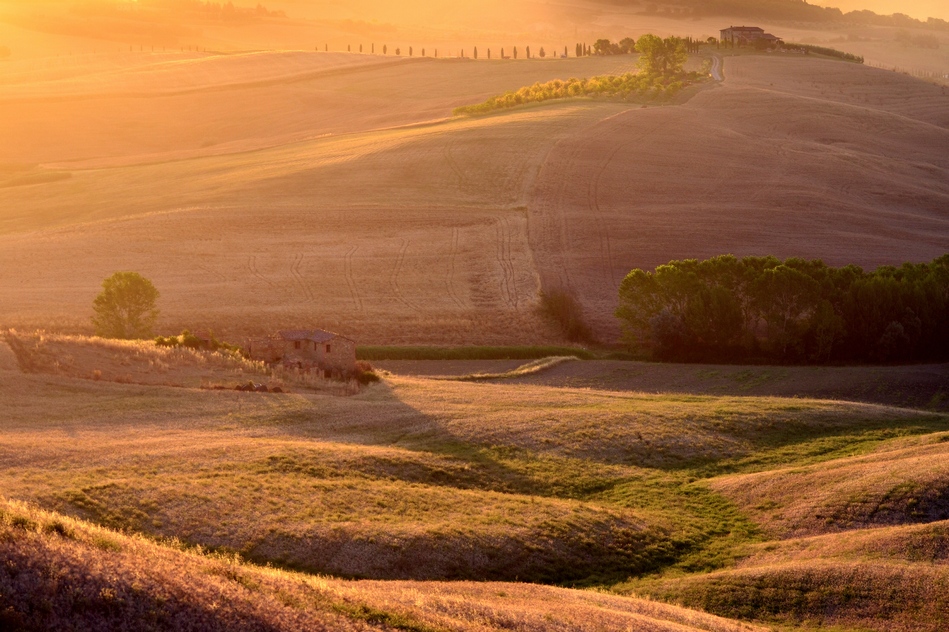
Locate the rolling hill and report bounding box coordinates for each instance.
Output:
[3,336,949,629]
[0,51,947,343]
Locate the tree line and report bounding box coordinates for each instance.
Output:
[616,254,949,364]
[454,35,701,115]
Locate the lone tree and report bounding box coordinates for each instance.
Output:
[92,272,160,339]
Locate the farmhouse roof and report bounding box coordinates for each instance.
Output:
[724,26,765,32]
[278,329,352,343]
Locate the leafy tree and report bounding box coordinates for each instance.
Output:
[526,45,531,58]
[619,37,636,53]
[92,272,160,340]
[593,38,613,55]
[383,44,387,54]
[474,46,478,59]
[513,46,518,59]
[539,46,546,58]
[635,34,687,76]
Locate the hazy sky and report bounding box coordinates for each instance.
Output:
[814,0,949,21]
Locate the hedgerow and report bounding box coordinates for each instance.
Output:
[453,70,704,116]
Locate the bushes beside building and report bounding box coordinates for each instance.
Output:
[616,254,949,364]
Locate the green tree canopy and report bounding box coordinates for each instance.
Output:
[635,34,687,76]
[616,254,949,363]
[92,272,160,340]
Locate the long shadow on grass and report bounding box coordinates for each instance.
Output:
[237,380,697,584]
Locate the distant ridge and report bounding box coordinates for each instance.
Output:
[598,0,949,29]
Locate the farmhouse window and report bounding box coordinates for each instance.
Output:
[326,344,331,353]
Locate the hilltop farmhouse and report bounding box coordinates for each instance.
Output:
[246,329,356,375]
[720,26,782,46]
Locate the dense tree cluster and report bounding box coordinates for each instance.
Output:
[455,34,700,116]
[592,38,636,55]
[616,254,949,364]
[635,34,687,76]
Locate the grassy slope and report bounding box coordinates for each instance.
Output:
[2,341,948,566]
[0,499,766,632]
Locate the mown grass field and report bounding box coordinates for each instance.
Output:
[3,338,949,629]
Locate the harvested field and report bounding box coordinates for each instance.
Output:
[529,56,949,339]
[377,359,949,412]
[2,52,946,344]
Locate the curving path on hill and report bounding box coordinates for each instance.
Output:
[527,55,949,340]
[710,54,724,81]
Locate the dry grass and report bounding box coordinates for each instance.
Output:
[0,498,765,632]
[446,355,579,381]
[3,347,949,627]
[4,330,270,388]
[625,559,949,632]
[434,359,949,412]
[709,434,949,538]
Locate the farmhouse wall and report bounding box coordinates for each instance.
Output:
[246,330,356,374]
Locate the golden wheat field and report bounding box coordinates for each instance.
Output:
[0,4,947,342]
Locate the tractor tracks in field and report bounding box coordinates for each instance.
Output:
[290,253,316,302]
[345,246,364,312]
[588,140,626,288]
[443,140,467,190]
[246,255,277,288]
[445,227,467,309]
[389,239,420,312]
[495,216,520,310]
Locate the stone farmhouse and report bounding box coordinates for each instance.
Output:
[246,329,357,376]
[720,26,782,46]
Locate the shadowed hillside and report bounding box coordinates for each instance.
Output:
[0,499,765,632]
